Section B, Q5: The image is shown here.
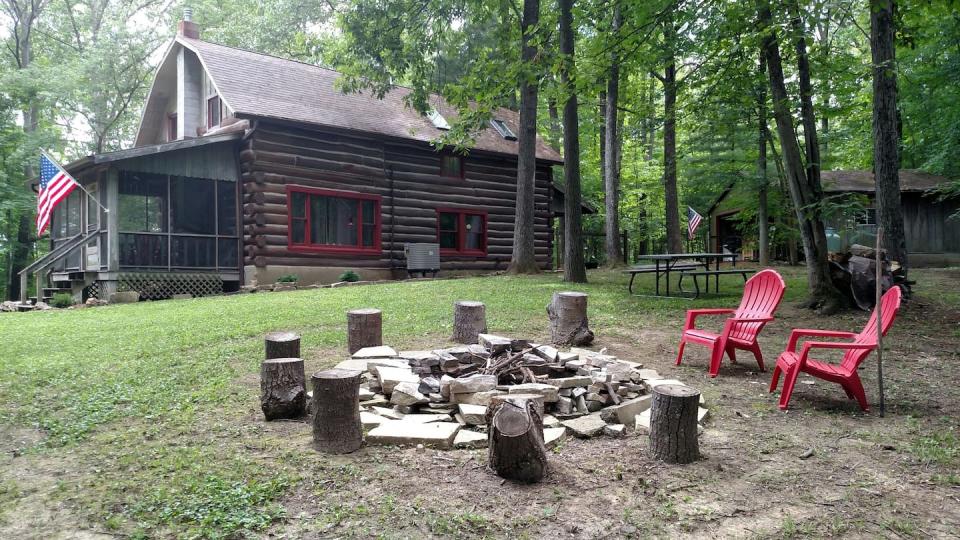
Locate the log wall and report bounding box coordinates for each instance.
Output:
[240,121,555,273]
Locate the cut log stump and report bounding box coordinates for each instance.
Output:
[265,331,300,359]
[649,384,700,464]
[487,396,547,483]
[547,292,594,346]
[452,301,487,344]
[311,368,363,454]
[260,358,306,420]
[347,308,382,354]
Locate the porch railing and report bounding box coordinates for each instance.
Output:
[18,230,98,303]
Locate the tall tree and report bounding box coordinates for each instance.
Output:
[559,0,586,282]
[870,0,907,272]
[656,5,683,253]
[757,53,770,267]
[603,3,623,266]
[508,0,542,274]
[758,1,843,312]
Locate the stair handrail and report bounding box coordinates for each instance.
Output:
[18,230,99,303]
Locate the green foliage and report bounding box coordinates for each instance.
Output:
[338,269,361,282]
[50,293,74,308]
[276,273,299,283]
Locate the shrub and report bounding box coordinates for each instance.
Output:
[51,293,74,308]
[276,274,299,283]
[338,270,361,282]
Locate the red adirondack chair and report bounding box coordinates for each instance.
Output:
[769,286,902,411]
[675,269,786,378]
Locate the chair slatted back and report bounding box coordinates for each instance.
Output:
[729,269,786,342]
[841,286,903,371]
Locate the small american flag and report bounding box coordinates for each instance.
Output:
[687,206,704,240]
[37,153,79,235]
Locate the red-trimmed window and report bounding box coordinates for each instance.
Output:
[437,208,487,255]
[287,186,381,254]
[207,95,222,128]
[440,154,464,179]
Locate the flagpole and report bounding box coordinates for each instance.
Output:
[41,150,110,213]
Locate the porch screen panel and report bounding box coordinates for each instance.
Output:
[171,236,216,268]
[171,176,216,234]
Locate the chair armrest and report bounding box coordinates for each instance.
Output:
[798,341,875,362]
[684,308,736,330]
[728,316,774,323]
[787,329,859,352]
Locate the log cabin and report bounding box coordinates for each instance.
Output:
[25,14,568,302]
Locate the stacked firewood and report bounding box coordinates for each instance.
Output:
[829,244,912,310]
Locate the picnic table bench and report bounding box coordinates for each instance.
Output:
[624,263,699,295]
[678,268,757,299]
[624,253,741,297]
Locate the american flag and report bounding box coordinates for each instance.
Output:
[37,153,79,235]
[687,206,704,240]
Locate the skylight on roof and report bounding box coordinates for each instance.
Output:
[427,109,450,130]
[490,119,517,141]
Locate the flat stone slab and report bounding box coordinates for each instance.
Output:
[543,376,592,389]
[458,403,487,425]
[399,350,439,361]
[361,411,386,430]
[604,424,627,438]
[508,383,559,403]
[366,359,411,375]
[451,390,506,406]
[561,414,606,438]
[334,358,370,372]
[370,406,405,420]
[698,407,709,424]
[453,429,488,449]
[398,413,452,424]
[531,345,560,362]
[353,346,399,359]
[391,381,429,406]
[634,409,651,434]
[543,427,568,448]
[478,333,512,354]
[543,415,561,428]
[449,374,497,394]
[600,395,653,425]
[376,367,419,394]
[367,421,460,449]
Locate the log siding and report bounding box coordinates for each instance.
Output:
[241,121,554,273]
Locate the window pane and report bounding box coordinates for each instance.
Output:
[118,173,167,233]
[171,236,216,267]
[465,214,484,250]
[218,238,238,269]
[217,180,237,235]
[361,200,376,247]
[440,231,458,249]
[439,212,458,231]
[311,195,358,246]
[86,185,99,230]
[171,176,216,234]
[66,191,81,235]
[291,191,306,218]
[119,233,168,267]
[440,155,462,178]
[291,219,306,244]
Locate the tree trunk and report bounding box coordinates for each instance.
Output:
[649,384,700,464]
[487,395,547,483]
[786,0,822,194]
[265,331,301,359]
[547,291,594,346]
[759,2,844,313]
[508,0,542,274]
[347,308,382,354]
[452,300,487,344]
[871,0,908,273]
[559,0,587,283]
[661,9,683,254]
[547,95,562,149]
[311,368,363,454]
[604,5,624,267]
[757,53,770,267]
[260,358,306,420]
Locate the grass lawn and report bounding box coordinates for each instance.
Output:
[1,266,958,538]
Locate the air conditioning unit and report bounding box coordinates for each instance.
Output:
[404,243,440,277]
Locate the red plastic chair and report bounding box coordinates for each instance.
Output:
[675,269,786,377]
[769,286,902,411]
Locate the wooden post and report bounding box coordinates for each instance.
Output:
[265,331,300,359]
[311,368,363,454]
[649,384,700,464]
[451,301,487,344]
[260,358,306,420]
[347,308,382,354]
[547,291,594,346]
[487,395,547,483]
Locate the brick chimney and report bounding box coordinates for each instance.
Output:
[177,7,200,39]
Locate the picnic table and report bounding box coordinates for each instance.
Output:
[623,252,746,298]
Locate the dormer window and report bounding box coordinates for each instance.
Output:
[207,95,221,128]
[490,119,517,140]
[440,154,464,179]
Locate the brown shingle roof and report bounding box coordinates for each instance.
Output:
[179,37,563,163]
[821,169,950,193]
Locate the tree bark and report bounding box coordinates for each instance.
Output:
[547,291,594,346]
[347,308,382,354]
[871,0,908,272]
[559,0,587,283]
[649,384,700,464]
[452,300,487,344]
[487,395,547,483]
[604,4,624,266]
[265,331,301,359]
[661,8,683,254]
[757,53,770,267]
[260,358,306,420]
[508,0,542,274]
[758,2,844,313]
[311,368,363,454]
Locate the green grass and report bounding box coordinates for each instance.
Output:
[0,266,943,537]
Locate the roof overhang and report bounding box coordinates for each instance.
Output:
[65,132,243,176]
